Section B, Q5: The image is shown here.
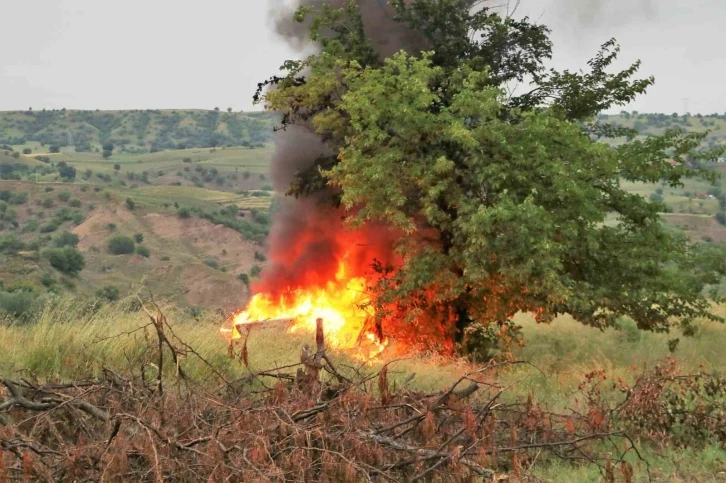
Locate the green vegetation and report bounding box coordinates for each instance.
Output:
[262,2,726,345]
[0,109,277,152]
[42,246,85,276]
[107,235,135,255]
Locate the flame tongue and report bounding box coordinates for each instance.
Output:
[225,258,388,359]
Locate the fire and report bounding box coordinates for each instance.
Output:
[222,256,389,360]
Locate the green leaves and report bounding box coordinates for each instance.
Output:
[260,1,725,343]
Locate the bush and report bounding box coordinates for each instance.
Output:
[204,259,220,270]
[39,222,58,233]
[0,235,26,253]
[42,246,85,275]
[238,273,250,287]
[182,157,192,163]
[177,207,191,218]
[95,285,120,302]
[8,192,28,205]
[102,150,112,159]
[22,220,39,233]
[52,231,80,248]
[160,255,170,261]
[107,223,116,231]
[22,148,31,155]
[125,198,135,210]
[717,211,726,226]
[108,235,135,255]
[49,145,60,153]
[58,190,71,202]
[135,245,150,258]
[69,198,81,207]
[250,264,262,277]
[0,291,37,318]
[254,251,266,262]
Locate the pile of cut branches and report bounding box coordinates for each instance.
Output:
[1,304,720,481]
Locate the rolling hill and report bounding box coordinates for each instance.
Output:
[0,108,279,153]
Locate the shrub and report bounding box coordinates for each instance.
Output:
[49,145,60,153]
[177,207,191,218]
[238,273,250,287]
[41,198,55,208]
[102,150,112,159]
[250,264,262,277]
[52,231,80,248]
[254,251,266,262]
[717,211,726,226]
[69,198,81,207]
[0,291,37,318]
[108,235,135,255]
[58,190,71,202]
[0,235,26,253]
[135,245,150,258]
[182,157,192,163]
[39,222,58,233]
[204,259,220,270]
[160,255,170,261]
[42,246,85,275]
[22,148,31,155]
[44,187,54,193]
[125,198,135,210]
[107,223,116,231]
[8,192,28,205]
[95,285,120,302]
[22,220,39,233]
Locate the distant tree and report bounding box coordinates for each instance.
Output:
[177,207,191,218]
[214,107,220,111]
[102,142,114,152]
[22,148,31,155]
[49,145,60,153]
[58,165,76,180]
[42,247,85,276]
[133,233,144,243]
[125,198,135,210]
[108,235,135,255]
[113,163,120,172]
[227,107,233,113]
[102,150,112,159]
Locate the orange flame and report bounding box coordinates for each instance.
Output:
[222,256,388,360]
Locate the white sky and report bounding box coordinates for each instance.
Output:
[2,0,725,114]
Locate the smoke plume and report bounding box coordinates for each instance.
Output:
[254,1,421,297]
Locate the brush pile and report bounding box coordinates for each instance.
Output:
[2,305,723,482]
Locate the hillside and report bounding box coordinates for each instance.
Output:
[0,108,278,153]
[600,112,726,152]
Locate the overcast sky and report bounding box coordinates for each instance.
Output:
[2,0,724,114]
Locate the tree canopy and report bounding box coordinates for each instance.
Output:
[258,0,725,344]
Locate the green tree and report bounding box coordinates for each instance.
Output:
[22,148,31,155]
[49,145,60,153]
[125,198,135,210]
[133,233,144,243]
[114,163,121,172]
[42,247,85,276]
[107,235,135,255]
[258,2,726,344]
[102,150,112,159]
[135,245,150,258]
